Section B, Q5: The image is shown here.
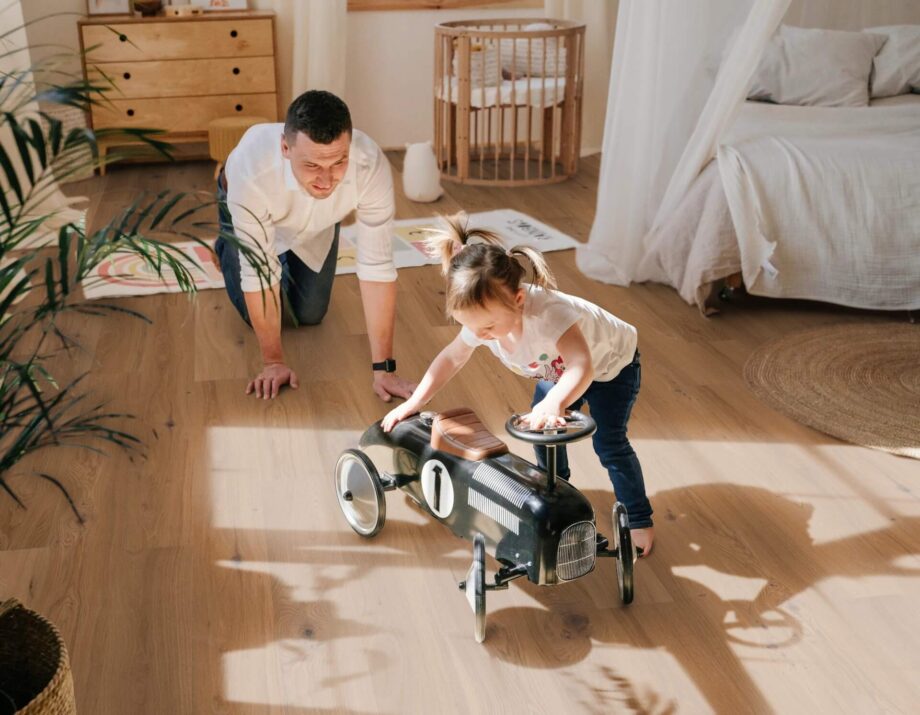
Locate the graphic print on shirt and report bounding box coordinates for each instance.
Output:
[526,352,566,382]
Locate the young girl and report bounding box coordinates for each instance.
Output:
[382,217,654,555]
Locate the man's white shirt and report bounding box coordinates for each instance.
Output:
[224,124,396,292]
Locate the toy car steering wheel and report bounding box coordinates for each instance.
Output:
[505,409,596,445]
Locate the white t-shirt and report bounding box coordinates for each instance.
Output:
[225,124,396,292]
[460,286,638,383]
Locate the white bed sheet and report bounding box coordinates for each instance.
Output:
[641,98,920,313]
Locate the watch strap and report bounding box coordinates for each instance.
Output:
[372,358,396,373]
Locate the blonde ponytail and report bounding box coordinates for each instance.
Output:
[424,213,504,276]
[426,213,555,316]
[509,246,556,291]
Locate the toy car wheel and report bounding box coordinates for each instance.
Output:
[464,533,487,643]
[613,502,635,605]
[334,449,386,537]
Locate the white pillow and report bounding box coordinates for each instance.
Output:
[500,23,566,78]
[749,25,886,107]
[867,25,920,98]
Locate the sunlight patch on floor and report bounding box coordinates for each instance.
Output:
[628,437,911,544]
[672,565,768,602]
[207,425,359,530]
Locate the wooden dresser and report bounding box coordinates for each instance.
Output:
[78,10,278,173]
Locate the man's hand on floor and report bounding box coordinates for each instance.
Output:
[372,372,417,403]
[246,362,299,399]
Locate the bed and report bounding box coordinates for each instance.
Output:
[640,91,920,315]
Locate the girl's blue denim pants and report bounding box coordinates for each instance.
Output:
[532,350,653,529]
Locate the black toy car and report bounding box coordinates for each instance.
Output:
[334,407,636,642]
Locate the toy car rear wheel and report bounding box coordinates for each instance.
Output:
[613,502,635,604]
[471,533,487,642]
[334,449,386,537]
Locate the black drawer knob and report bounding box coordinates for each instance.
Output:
[123,72,131,80]
[232,67,240,75]
[127,108,135,117]
[235,104,243,112]
[230,29,238,38]
[119,34,127,42]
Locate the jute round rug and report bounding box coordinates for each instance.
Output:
[743,323,920,459]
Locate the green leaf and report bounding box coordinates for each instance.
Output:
[149,191,185,230]
[6,114,36,185]
[57,225,70,297]
[0,142,24,205]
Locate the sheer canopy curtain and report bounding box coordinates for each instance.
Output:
[250,0,347,111]
[577,0,920,287]
[575,0,761,285]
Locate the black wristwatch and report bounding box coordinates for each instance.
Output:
[372,358,396,373]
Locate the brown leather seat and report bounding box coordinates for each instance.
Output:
[431,407,509,462]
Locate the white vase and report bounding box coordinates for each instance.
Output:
[402,141,443,203]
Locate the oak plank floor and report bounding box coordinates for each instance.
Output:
[1,155,918,714]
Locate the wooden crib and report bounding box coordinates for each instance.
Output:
[434,19,586,186]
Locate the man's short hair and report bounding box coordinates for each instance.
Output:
[284,90,352,144]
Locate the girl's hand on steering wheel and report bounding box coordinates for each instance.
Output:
[524,399,566,431]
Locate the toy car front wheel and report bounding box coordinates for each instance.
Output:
[613,502,635,604]
[334,449,386,537]
[462,533,488,643]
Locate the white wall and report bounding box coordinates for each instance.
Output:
[20,0,86,80]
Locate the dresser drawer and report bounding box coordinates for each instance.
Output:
[88,57,276,99]
[81,18,273,62]
[90,93,278,133]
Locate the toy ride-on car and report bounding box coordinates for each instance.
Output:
[334,407,637,643]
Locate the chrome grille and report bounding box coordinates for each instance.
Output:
[468,488,520,535]
[556,521,596,581]
[472,463,530,508]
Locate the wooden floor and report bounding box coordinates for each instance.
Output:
[2,155,919,715]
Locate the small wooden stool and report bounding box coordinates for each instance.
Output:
[208,116,270,178]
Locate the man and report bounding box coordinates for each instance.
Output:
[216,90,414,401]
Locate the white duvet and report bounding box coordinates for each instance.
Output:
[641,98,920,313]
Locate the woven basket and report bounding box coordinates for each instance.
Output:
[0,600,76,714]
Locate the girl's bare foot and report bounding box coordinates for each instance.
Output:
[631,526,654,557]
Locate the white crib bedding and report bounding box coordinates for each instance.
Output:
[437,77,568,108]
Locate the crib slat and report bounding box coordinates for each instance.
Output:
[525,35,532,181]
[561,28,578,175]
[574,29,585,174]
[457,34,471,181]
[435,30,442,172]
[510,35,517,182]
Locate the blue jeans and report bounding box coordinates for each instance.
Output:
[215,174,339,327]
[532,351,653,529]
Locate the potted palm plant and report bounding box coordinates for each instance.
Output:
[0,21,270,520]
[0,13,272,713]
